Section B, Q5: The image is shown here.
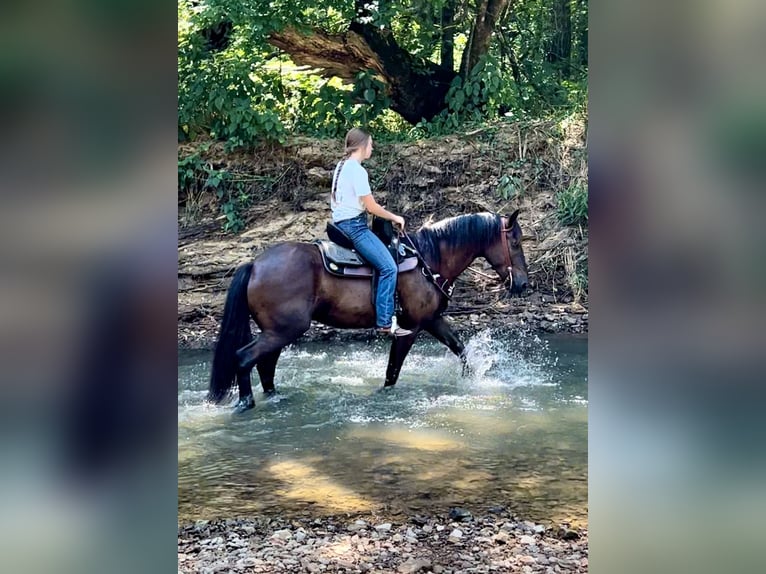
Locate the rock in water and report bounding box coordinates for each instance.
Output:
[448,507,472,522]
[559,527,580,540]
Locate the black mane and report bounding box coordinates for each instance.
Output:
[411,212,501,267]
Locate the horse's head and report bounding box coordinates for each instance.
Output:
[485,210,529,295]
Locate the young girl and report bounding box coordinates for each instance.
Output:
[330,128,412,337]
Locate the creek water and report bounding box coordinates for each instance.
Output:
[178,330,587,526]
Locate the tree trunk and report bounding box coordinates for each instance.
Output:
[460,0,512,78]
[576,0,588,67]
[546,0,572,77]
[268,24,456,124]
[441,0,456,71]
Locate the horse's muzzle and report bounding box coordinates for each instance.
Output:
[507,275,528,296]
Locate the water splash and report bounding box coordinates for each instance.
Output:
[462,328,559,389]
[463,330,498,379]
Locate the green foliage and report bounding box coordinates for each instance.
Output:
[499,0,588,113]
[178,151,251,232]
[178,33,287,149]
[497,174,522,200]
[178,0,588,146]
[556,183,588,227]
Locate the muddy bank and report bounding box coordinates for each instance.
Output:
[178,297,588,350]
[178,509,587,574]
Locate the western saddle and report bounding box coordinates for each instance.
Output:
[313,216,418,279]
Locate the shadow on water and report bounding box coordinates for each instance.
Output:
[178,330,587,526]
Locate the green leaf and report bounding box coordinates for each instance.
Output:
[364,89,375,103]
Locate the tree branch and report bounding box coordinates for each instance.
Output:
[268,27,384,81]
[268,24,456,123]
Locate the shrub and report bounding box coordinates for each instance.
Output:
[556,183,588,227]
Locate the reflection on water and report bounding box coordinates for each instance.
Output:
[178,330,587,526]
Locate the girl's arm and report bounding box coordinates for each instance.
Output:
[360,195,405,230]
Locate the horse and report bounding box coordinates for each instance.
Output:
[208,210,529,413]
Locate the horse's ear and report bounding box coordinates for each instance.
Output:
[507,209,520,226]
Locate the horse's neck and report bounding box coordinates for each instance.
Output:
[436,244,480,282]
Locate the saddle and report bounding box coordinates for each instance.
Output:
[313,217,418,279]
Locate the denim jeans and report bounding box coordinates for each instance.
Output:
[335,213,397,328]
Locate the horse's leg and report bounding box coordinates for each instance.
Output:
[256,349,282,396]
[424,316,470,376]
[383,331,419,388]
[232,329,304,413]
[233,370,255,412]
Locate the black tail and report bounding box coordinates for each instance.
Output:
[208,262,254,403]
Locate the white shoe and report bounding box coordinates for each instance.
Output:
[376,326,413,337]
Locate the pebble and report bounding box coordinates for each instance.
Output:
[398,557,432,573]
[271,529,292,540]
[494,531,511,545]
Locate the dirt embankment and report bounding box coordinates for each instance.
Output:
[178,118,588,349]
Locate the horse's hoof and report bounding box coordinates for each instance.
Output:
[378,385,396,393]
[233,395,255,414]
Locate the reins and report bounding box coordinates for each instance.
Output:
[399,230,455,300]
[499,215,513,283]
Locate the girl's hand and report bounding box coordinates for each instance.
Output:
[392,215,405,231]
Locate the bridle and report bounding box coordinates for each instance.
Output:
[499,216,514,286]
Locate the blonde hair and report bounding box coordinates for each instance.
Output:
[344,128,370,156]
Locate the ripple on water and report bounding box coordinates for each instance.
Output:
[177,389,208,405]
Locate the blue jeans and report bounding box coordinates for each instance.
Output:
[335,214,397,329]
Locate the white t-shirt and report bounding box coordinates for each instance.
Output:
[330,158,371,222]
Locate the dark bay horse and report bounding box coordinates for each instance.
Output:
[208,210,529,412]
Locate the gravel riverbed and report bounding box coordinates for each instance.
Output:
[178,509,587,573]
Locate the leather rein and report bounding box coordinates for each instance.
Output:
[499,215,514,285]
